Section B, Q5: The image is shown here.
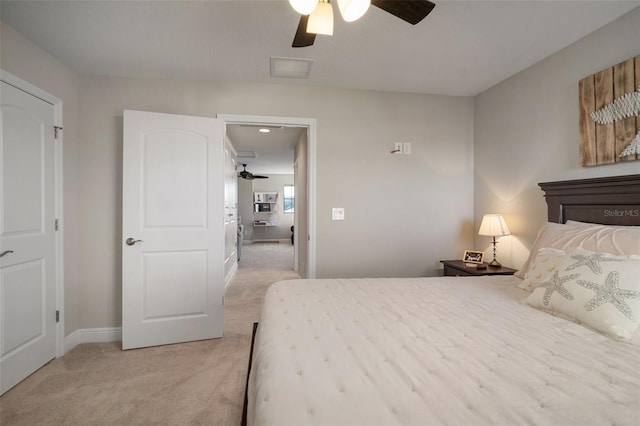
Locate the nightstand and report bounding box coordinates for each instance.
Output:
[440,260,517,277]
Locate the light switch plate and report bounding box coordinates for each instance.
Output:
[332,208,345,220]
[403,142,411,155]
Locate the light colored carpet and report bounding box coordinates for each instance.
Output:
[0,243,297,426]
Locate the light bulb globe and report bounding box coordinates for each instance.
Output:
[289,0,319,16]
[307,2,334,35]
[337,0,370,22]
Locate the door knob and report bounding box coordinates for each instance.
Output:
[0,250,14,258]
[125,238,143,246]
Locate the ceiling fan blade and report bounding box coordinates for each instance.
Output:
[238,163,267,179]
[371,0,435,25]
[292,14,316,48]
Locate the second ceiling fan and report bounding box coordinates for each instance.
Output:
[238,164,269,180]
[291,0,436,47]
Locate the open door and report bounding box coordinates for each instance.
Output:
[122,110,225,350]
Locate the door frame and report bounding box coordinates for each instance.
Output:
[293,160,299,273]
[217,114,316,278]
[1,70,65,357]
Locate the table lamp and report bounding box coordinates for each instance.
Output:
[478,214,510,267]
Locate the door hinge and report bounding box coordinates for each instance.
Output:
[55,219,60,231]
[56,310,60,323]
[54,126,63,139]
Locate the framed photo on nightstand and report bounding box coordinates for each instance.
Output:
[462,250,484,264]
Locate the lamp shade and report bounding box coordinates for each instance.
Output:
[478,214,510,237]
[337,0,370,22]
[307,1,334,35]
[289,0,319,15]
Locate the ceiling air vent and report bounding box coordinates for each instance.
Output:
[236,151,258,159]
[270,56,313,79]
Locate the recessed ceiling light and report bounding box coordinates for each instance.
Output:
[258,128,271,133]
[270,56,314,79]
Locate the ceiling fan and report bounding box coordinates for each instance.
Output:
[238,164,269,180]
[291,0,436,47]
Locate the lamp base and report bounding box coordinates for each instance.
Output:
[488,259,502,268]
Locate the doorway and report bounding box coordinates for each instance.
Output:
[219,115,316,279]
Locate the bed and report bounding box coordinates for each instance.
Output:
[244,174,640,426]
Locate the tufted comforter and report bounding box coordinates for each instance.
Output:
[247,276,640,426]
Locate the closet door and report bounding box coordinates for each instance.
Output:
[1,81,57,394]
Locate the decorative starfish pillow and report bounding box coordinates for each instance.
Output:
[515,221,640,279]
[526,248,640,341]
[519,248,566,292]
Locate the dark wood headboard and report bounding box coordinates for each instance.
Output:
[539,174,640,225]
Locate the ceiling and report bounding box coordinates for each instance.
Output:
[226,124,302,175]
[2,1,638,174]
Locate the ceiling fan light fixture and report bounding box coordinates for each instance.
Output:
[337,0,370,22]
[289,0,319,16]
[306,0,334,36]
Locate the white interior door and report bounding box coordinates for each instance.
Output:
[122,110,225,350]
[1,81,57,394]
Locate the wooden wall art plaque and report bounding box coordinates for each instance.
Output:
[578,55,640,167]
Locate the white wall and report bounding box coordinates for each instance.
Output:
[253,175,294,242]
[72,75,473,328]
[237,176,295,243]
[0,22,81,336]
[474,8,640,270]
[1,20,474,330]
[237,178,254,240]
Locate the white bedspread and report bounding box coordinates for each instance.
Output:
[247,276,640,426]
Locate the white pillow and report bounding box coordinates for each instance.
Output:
[519,248,565,292]
[515,221,640,279]
[526,248,640,341]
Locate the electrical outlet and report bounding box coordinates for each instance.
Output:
[394,142,403,154]
[403,142,411,155]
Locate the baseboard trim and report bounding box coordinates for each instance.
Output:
[63,327,122,354]
[63,329,79,354]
